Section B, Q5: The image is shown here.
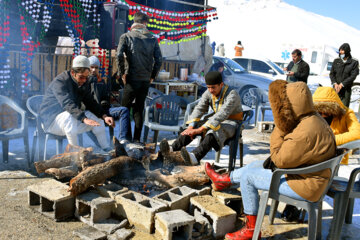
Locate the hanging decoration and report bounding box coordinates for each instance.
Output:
[0,14,11,91]
[116,0,218,44]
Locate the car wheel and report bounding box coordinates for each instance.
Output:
[351,83,360,103]
[240,86,256,107]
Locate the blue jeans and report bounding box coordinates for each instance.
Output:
[109,106,130,141]
[230,160,305,215]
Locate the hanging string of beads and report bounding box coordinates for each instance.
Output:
[0,13,11,92]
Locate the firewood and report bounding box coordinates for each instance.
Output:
[113,137,127,157]
[146,165,209,188]
[65,144,93,153]
[68,156,139,196]
[45,166,78,179]
[34,149,92,174]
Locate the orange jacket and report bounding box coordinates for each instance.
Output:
[234,45,244,56]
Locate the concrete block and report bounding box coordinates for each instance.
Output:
[212,189,243,214]
[190,195,236,239]
[195,186,211,196]
[153,186,196,211]
[192,209,212,240]
[107,228,133,240]
[95,182,128,199]
[155,209,195,240]
[257,121,275,133]
[27,179,75,221]
[76,192,125,234]
[115,191,167,233]
[73,226,107,240]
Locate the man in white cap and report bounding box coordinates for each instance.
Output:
[39,55,114,151]
[88,56,130,144]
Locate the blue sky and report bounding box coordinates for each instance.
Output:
[285,0,360,30]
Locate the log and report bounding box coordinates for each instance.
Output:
[68,156,139,196]
[45,166,78,179]
[146,165,209,188]
[34,149,92,174]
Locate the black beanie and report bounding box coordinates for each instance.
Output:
[205,71,223,85]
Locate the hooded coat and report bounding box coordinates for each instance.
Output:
[313,87,360,164]
[269,80,336,202]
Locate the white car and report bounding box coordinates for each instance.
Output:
[233,57,287,81]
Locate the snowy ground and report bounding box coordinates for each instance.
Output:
[1,113,360,239]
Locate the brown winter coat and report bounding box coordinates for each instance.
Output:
[269,80,336,202]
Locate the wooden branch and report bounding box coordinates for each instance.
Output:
[68,156,139,196]
[45,166,78,179]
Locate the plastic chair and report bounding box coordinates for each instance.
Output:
[26,95,83,161]
[326,140,360,240]
[0,95,31,167]
[253,150,348,240]
[143,95,185,150]
[249,88,272,126]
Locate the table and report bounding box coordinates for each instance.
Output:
[152,80,199,100]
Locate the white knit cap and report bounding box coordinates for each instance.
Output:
[88,56,101,67]
[72,55,90,69]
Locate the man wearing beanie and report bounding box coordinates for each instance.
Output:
[330,43,359,107]
[39,55,114,151]
[88,56,130,144]
[117,11,162,143]
[160,71,243,166]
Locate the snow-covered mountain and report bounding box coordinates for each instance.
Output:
[207,0,360,62]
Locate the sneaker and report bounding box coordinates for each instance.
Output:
[181,147,198,166]
[119,139,129,145]
[159,139,170,154]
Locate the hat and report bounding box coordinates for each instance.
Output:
[88,56,100,67]
[72,55,90,69]
[205,71,223,85]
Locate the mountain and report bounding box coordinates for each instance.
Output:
[207,0,360,61]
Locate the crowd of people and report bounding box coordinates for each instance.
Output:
[38,10,360,239]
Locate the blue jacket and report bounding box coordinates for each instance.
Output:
[39,71,106,130]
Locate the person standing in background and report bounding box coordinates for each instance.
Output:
[284,49,310,83]
[211,41,216,55]
[116,11,163,143]
[330,43,359,107]
[216,43,225,57]
[234,40,244,57]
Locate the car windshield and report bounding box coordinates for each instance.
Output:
[222,58,245,73]
[267,60,285,74]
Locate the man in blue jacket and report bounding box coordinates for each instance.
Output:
[39,55,114,151]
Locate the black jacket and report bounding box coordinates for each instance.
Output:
[116,28,162,82]
[89,76,110,113]
[286,59,310,83]
[39,71,106,130]
[330,57,359,89]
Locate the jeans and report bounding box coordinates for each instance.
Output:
[230,160,305,215]
[109,106,130,141]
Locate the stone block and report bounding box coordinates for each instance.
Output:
[153,186,196,211]
[190,195,236,238]
[192,209,212,240]
[212,189,243,214]
[107,228,133,240]
[155,209,195,240]
[95,182,128,199]
[76,192,126,234]
[195,186,211,196]
[257,121,275,133]
[28,179,75,221]
[73,226,107,240]
[115,191,167,233]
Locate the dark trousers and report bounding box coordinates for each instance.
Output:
[121,81,150,141]
[338,87,352,107]
[172,133,220,161]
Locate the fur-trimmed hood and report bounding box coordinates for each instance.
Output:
[312,87,347,118]
[269,80,315,133]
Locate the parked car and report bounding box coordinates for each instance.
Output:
[210,56,273,107]
[232,57,287,80]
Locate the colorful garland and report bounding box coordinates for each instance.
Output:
[0,15,11,91]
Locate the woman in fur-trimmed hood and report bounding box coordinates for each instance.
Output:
[313,87,360,164]
[205,80,336,240]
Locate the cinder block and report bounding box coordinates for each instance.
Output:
[115,191,168,233]
[190,195,236,239]
[212,189,243,214]
[257,121,275,133]
[153,186,196,211]
[95,182,128,199]
[28,179,75,221]
[73,226,107,240]
[76,192,126,234]
[155,209,195,240]
[192,209,212,240]
[107,228,133,240]
[195,186,211,196]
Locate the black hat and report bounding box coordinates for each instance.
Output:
[205,71,223,85]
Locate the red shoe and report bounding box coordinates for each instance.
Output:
[225,215,261,240]
[204,162,231,191]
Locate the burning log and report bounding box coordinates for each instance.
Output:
[146,165,209,188]
[45,165,78,179]
[68,156,140,196]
